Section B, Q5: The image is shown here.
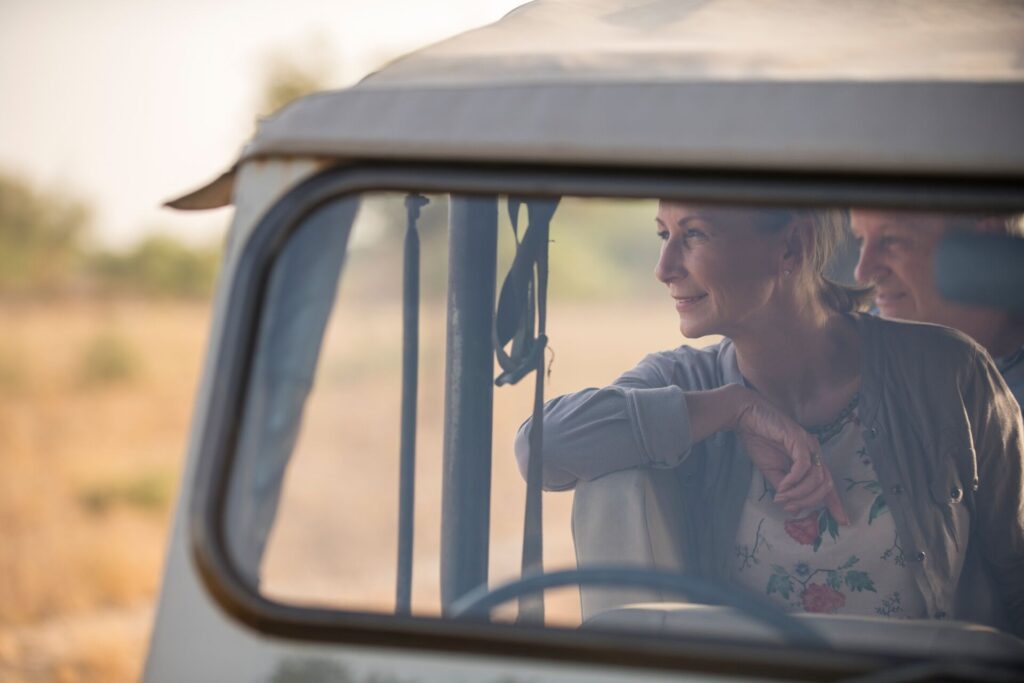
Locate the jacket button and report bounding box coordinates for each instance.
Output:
[950,487,962,502]
[971,478,980,492]
[914,551,926,562]
[863,427,878,440]
[891,484,903,495]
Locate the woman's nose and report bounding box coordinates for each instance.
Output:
[655,245,686,284]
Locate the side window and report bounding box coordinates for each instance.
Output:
[221,190,670,621]
[204,176,1024,666]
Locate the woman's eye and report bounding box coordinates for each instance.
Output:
[656,229,670,241]
[684,228,708,241]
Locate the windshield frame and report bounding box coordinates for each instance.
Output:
[189,160,1024,679]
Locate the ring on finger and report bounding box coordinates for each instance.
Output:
[810,451,822,467]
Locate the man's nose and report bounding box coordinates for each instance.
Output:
[854,240,885,285]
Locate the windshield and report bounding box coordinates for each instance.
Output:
[213,188,1024,665]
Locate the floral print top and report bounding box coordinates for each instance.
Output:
[732,398,927,618]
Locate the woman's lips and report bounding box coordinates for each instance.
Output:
[675,294,708,310]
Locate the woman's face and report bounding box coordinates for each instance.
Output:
[654,203,786,338]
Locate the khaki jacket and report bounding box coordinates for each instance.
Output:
[516,314,1024,636]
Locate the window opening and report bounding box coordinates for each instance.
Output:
[206,178,1024,668]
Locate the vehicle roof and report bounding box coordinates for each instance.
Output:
[174,0,1024,208]
[359,0,1024,86]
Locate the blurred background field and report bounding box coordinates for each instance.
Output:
[1,158,220,683]
[0,300,209,683]
[1,9,356,679]
[0,3,691,681]
[0,94,683,683]
[0,296,683,682]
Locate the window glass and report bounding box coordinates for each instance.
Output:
[220,190,1024,659]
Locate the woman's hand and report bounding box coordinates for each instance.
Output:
[732,389,849,525]
[684,385,848,523]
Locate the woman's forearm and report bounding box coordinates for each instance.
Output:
[517,383,751,490]
[515,383,694,489]
[683,384,746,443]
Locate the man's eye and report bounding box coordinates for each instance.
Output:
[656,229,670,241]
[684,228,708,241]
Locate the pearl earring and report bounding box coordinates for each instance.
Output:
[783,269,792,277]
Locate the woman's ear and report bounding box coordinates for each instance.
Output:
[780,215,812,275]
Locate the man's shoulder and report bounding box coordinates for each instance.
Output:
[996,347,1024,408]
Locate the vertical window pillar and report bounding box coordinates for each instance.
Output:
[441,195,498,612]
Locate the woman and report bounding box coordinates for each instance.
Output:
[515,202,1024,635]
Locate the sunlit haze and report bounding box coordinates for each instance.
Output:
[0,0,526,247]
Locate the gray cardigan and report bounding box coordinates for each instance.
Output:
[515,314,1024,636]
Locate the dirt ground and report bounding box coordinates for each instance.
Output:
[0,297,696,682]
[0,300,208,683]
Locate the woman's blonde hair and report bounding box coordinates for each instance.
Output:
[759,209,873,314]
[808,209,874,314]
[1005,213,1024,237]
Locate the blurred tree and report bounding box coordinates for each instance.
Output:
[89,235,220,299]
[257,33,336,117]
[0,170,91,296]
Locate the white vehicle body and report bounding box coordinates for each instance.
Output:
[145,1,1024,680]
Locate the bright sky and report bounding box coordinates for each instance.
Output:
[0,0,525,247]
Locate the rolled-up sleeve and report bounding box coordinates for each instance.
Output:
[514,352,695,491]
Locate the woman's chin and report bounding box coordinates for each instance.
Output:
[677,317,712,340]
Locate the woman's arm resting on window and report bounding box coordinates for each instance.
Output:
[514,353,698,490]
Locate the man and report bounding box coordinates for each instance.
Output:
[850,210,1024,406]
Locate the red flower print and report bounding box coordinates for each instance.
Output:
[784,514,819,545]
[801,583,846,613]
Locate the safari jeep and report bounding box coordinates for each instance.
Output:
[144,1,1024,681]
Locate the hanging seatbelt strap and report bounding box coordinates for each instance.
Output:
[493,197,558,625]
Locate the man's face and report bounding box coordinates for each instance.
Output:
[850,210,952,324]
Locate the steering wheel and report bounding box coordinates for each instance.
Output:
[448,566,829,648]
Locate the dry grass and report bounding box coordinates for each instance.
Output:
[0,300,210,683]
[0,294,705,682]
